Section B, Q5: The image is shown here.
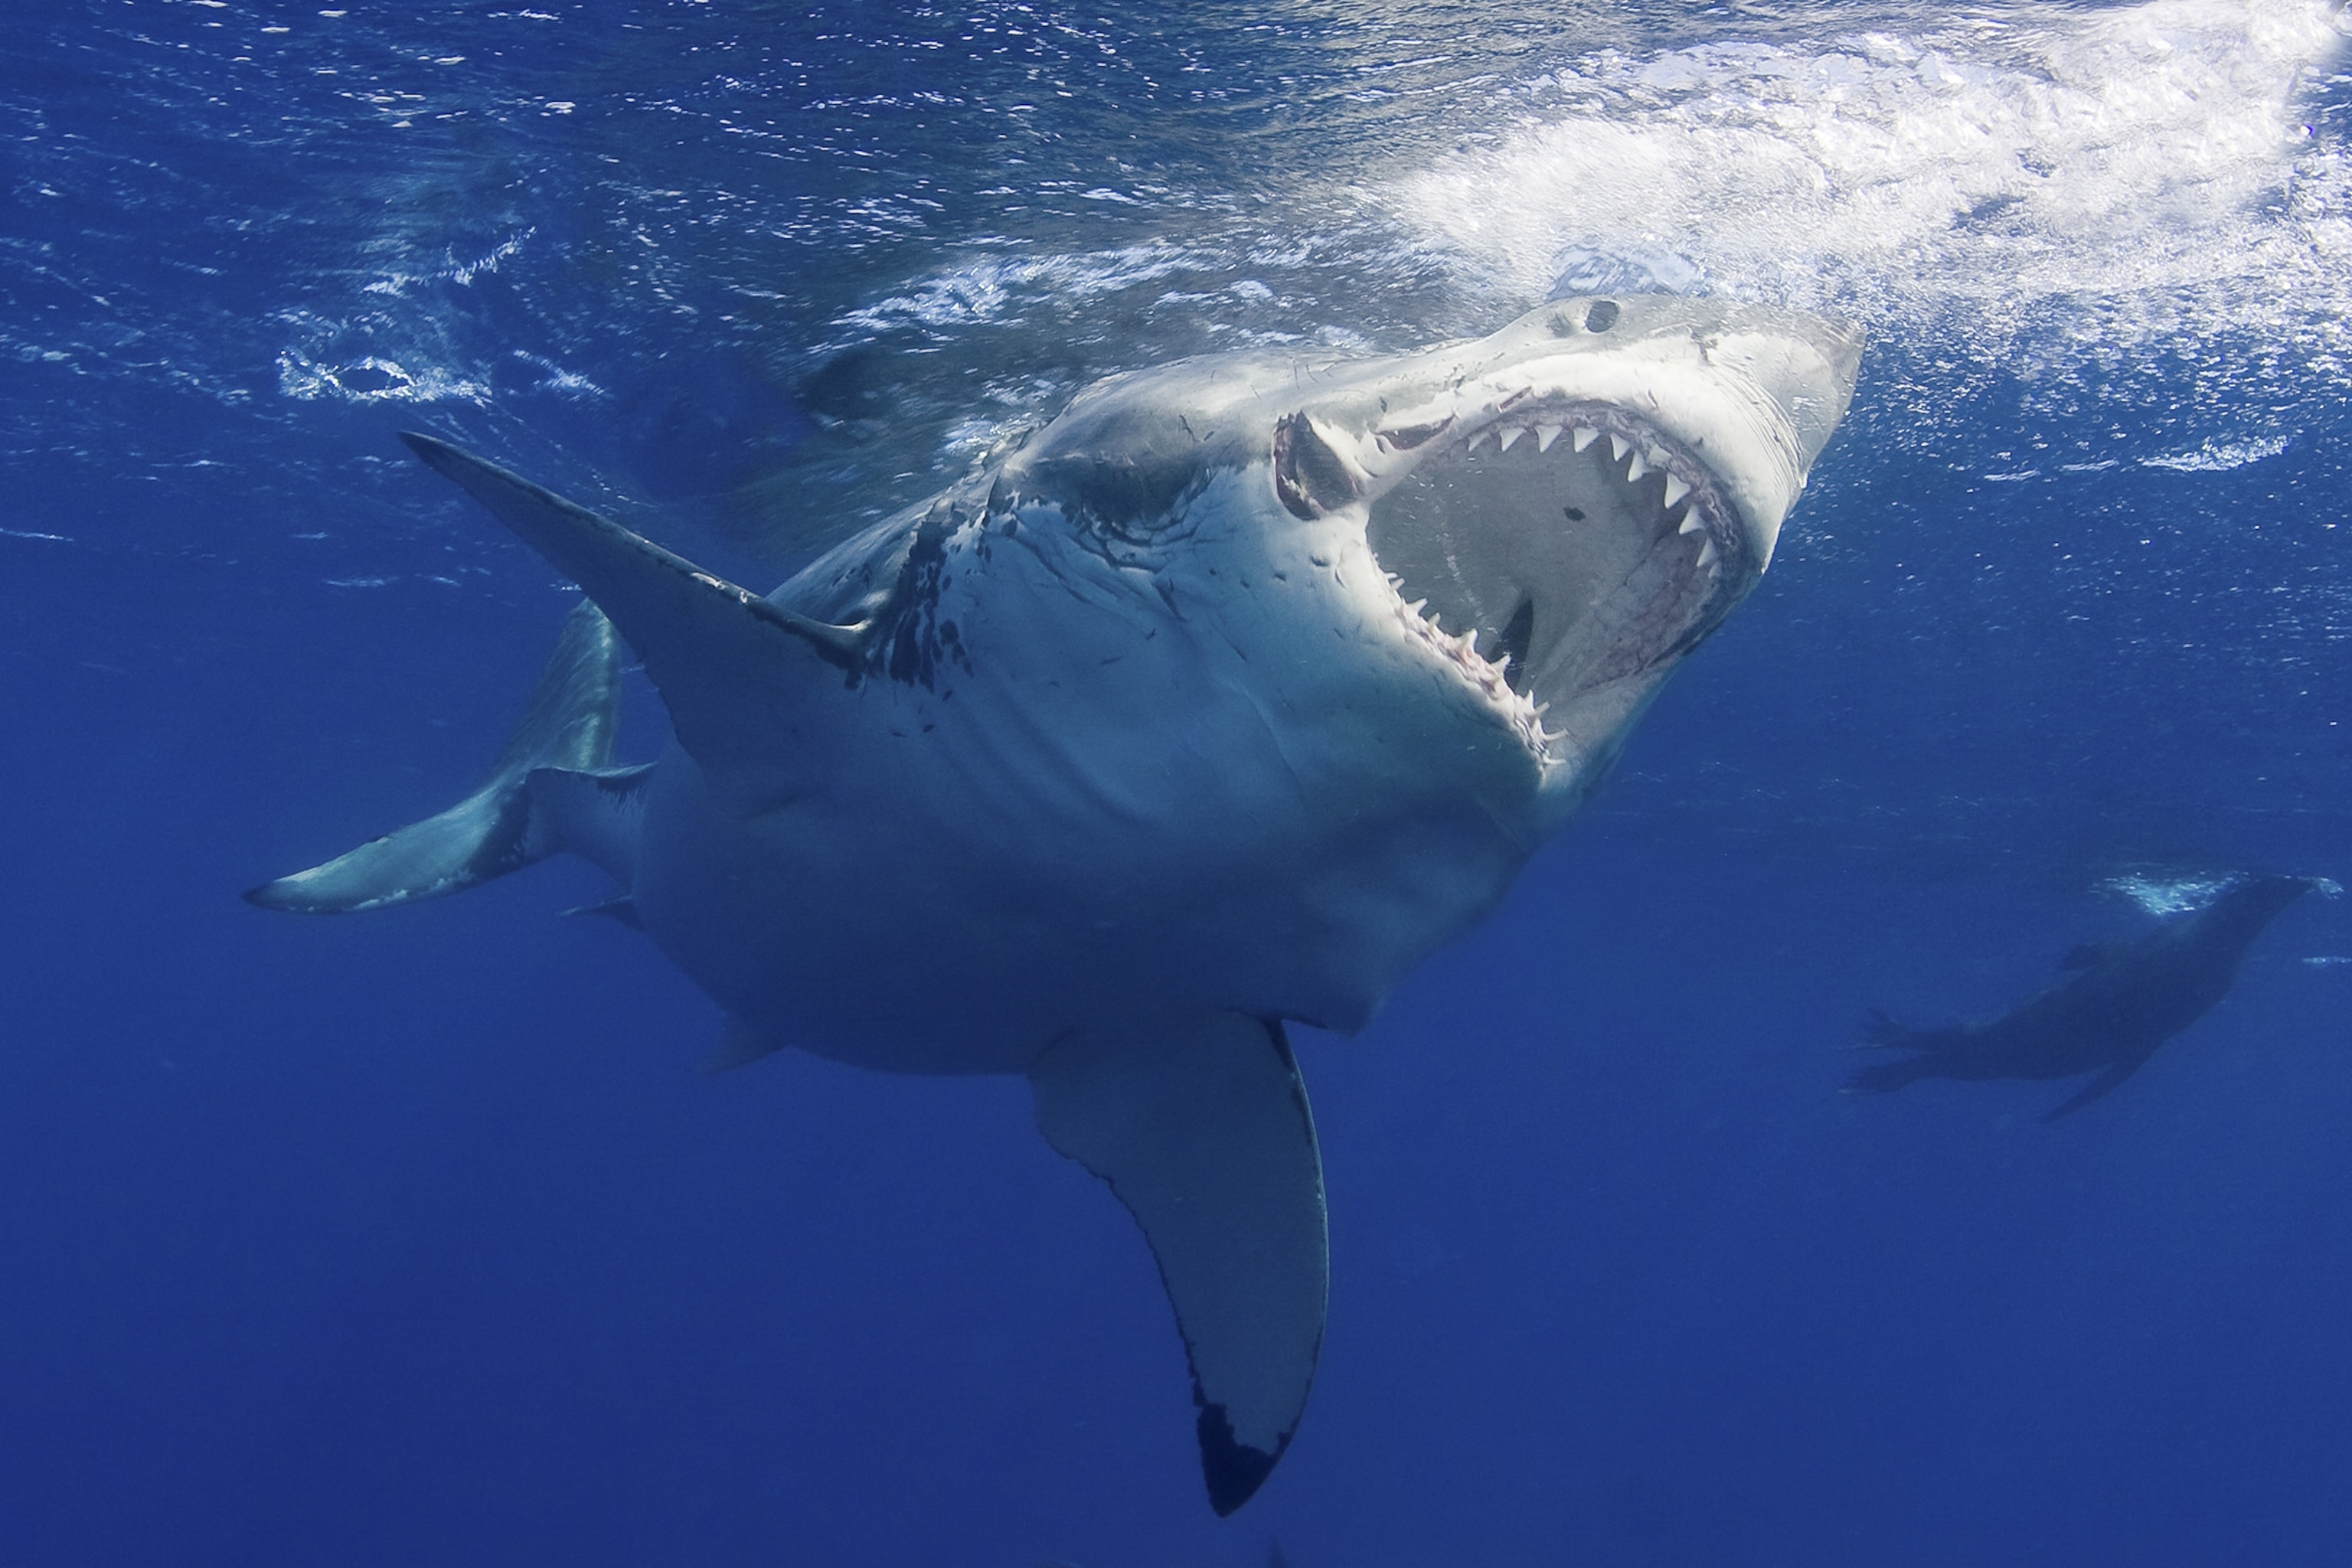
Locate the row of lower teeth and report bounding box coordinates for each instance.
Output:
[1381,572,1559,744]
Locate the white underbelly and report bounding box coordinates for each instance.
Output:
[626,736,1532,1075]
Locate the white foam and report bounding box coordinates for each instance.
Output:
[837,242,1205,334]
[2140,433,2293,471]
[276,348,490,405]
[2101,871,2241,915]
[1387,0,2352,408]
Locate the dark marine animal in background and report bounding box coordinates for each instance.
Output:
[1846,872,2324,1121]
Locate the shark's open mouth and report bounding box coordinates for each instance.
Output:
[1276,396,1752,759]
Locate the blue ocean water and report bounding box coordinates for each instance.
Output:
[6,1,2352,1563]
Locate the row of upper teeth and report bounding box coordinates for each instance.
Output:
[1462,423,1717,570]
[1465,425,1694,508]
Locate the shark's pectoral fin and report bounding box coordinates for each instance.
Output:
[1030,1013,1327,1517]
[2040,1052,2156,1122]
[400,432,858,814]
[247,601,625,913]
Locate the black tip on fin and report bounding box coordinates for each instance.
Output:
[1197,1401,1282,1517]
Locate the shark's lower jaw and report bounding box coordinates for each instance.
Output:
[1357,398,1752,760]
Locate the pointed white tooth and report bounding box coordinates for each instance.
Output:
[1405,599,1428,617]
[1536,425,1561,452]
[1643,444,1668,468]
[1609,433,1630,461]
[1493,652,1511,675]
[1696,539,1719,569]
[1530,701,1551,718]
[1467,430,1492,453]
[1625,452,1647,482]
[1662,475,1690,508]
[1497,426,1524,452]
[1677,511,1705,536]
[1572,426,1598,452]
[1386,572,1403,587]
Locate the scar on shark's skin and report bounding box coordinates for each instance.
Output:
[1847,872,2325,1122]
[248,295,1861,1514]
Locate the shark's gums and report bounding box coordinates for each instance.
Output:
[250,296,1860,1514]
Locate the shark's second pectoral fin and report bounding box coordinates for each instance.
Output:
[247,601,628,913]
[400,432,860,813]
[1030,1013,1327,1517]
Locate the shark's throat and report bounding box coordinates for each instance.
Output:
[1358,398,1745,754]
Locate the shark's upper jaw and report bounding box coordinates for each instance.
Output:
[1275,390,1754,763]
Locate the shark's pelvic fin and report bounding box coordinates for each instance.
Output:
[701,1016,788,1074]
[562,894,644,930]
[400,432,858,813]
[527,762,655,885]
[247,600,623,913]
[1030,1013,1328,1517]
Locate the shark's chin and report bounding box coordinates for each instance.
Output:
[1357,399,1752,757]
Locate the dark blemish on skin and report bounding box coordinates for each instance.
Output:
[1564,507,1585,521]
[1585,299,1620,332]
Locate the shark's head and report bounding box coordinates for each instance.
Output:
[984,295,1861,822]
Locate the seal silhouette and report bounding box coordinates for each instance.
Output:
[1847,873,2323,1121]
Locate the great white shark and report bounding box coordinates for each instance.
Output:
[251,294,1860,1514]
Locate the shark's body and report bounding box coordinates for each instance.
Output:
[253,296,1859,1511]
[1847,873,2320,1121]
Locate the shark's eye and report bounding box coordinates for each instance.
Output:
[1585,299,1620,332]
